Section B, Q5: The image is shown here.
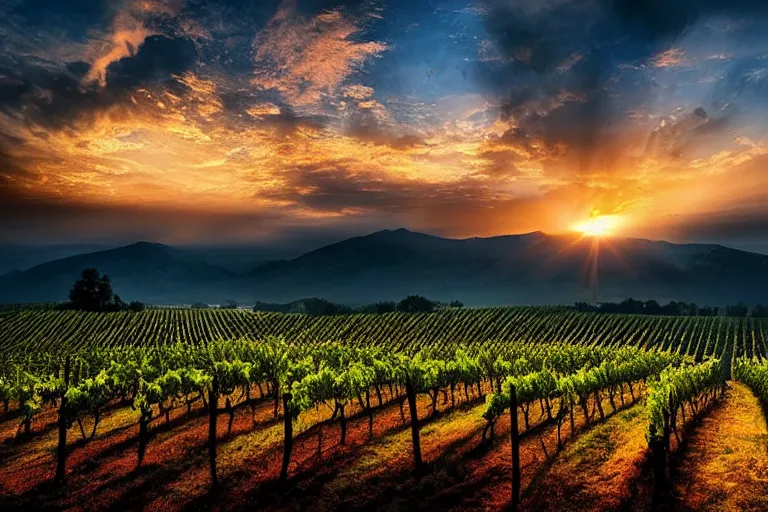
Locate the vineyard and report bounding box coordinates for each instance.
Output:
[2,307,768,511]
[2,307,767,369]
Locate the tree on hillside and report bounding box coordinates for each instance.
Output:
[69,268,114,312]
[67,268,143,312]
[375,301,397,313]
[353,301,396,314]
[397,295,435,313]
[643,300,662,315]
[725,302,748,318]
[291,298,351,315]
[698,305,718,317]
[128,301,146,312]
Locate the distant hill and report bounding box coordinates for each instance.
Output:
[0,243,112,274]
[2,230,768,306]
[241,229,768,305]
[0,242,235,304]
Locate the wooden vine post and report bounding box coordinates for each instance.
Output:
[509,382,520,511]
[405,377,423,471]
[651,396,671,499]
[55,356,71,483]
[208,376,219,487]
[279,391,293,483]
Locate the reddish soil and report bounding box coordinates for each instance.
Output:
[521,404,654,512]
[674,383,768,512]
[0,384,657,511]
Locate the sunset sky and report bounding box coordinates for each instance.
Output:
[2,0,768,250]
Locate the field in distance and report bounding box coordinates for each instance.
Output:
[1,306,766,377]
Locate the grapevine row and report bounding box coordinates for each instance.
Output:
[1,308,767,364]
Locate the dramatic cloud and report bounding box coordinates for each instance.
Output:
[1,0,768,249]
[251,1,387,109]
[105,35,197,89]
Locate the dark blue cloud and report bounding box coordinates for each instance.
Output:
[12,0,111,31]
[0,35,197,130]
[611,0,768,40]
[65,61,92,78]
[105,35,197,89]
[468,0,768,164]
[0,62,108,129]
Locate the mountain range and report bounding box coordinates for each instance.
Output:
[1,229,767,306]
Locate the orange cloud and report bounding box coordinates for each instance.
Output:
[252,1,387,108]
[246,103,282,119]
[86,27,151,85]
[343,85,375,100]
[3,83,766,241]
[651,47,686,68]
[79,0,208,86]
[83,0,182,84]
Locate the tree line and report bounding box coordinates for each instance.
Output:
[54,268,766,319]
[574,298,768,318]
[247,295,464,315]
[62,271,458,315]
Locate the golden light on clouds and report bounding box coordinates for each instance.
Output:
[574,211,624,237]
[651,47,686,68]
[252,1,387,108]
[246,103,282,119]
[86,27,151,84]
[1,0,768,245]
[2,61,764,242]
[343,85,375,100]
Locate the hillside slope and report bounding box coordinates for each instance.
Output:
[243,229,768,305]
[0,242,235,304]
[2,230,768,305]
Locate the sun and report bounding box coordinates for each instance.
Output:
[574,213,621,237]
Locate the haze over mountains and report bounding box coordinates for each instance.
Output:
[1,229,767,307]
[0,243,113,276]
